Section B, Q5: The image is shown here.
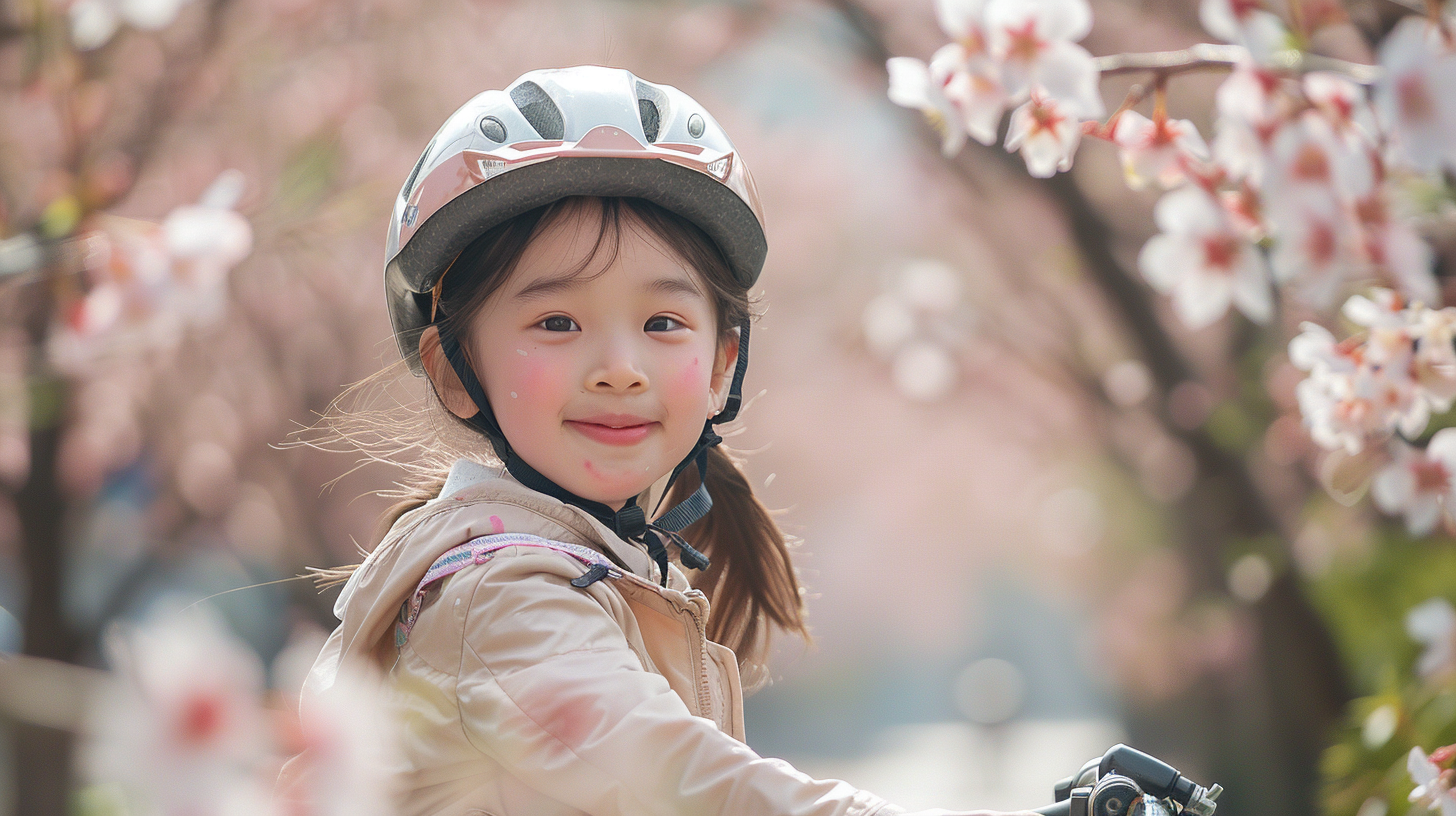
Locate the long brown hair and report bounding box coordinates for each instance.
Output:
[329,196,806,677]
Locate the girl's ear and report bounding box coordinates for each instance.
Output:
[418,326,481,420]
[708,326,741,417]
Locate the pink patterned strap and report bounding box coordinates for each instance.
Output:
[395,534,618,648]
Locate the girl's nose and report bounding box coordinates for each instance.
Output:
[586,335,648,393]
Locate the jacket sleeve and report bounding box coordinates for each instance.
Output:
[445,550,903,816]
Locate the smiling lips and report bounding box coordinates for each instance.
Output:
[565,415,657,446]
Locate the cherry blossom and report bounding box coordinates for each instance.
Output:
[69,0,200,50]
[1406,598,1456,679]
[1269,200,1359,307]
[1303,72,1379,151]
[1111,110,1209,190]
[1290,292,1456,456]
[889,54,972,156]
[82,611,275,816]
[983,0,1103,117]
[889,46,1009,154]
[1292,322,1428,454]
[48,171,252,371]
[1211,61,1285,183]
[1375,17,1456,174]
[934,0,992,56]
[1005,92,1082,177]
[279,668,400,816]
[1138,185,1271,328]
[1409,746,1456,816]
[1199,0,1290,62]
[1372,435,1456,536]
[1355,188,1439,306]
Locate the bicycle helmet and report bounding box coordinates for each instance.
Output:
[384,66,766,583]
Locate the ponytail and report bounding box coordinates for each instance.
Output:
[663,445,808,685]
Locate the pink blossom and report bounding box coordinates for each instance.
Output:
[83,612,274,816]
[1268,201,1360,307]
[1355,189,1439,306]
[1212,61,1285,182]
[1138,186,1271,328]
[1406,598,1456,677]
[281,668,400,816]
[1289,292,1456,454]
[1303,72,1379,149]
[983,0,1103,117]
[1408,746,1456,816]
[1199,0,1290,61]
[68,0,200,50]
[1373,435,1456,536]
[1266,113,1373,211]
[889,48,1007,154]
[1375,17,1456,174]
[1004,92,1082,177]
[935,0,992,56]
[1111,110,1209,190]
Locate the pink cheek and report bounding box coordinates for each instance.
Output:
[672,357,702,392]
[503,356,564,404]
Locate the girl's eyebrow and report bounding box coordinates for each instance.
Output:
[511,273,585,301]
[647,276,705,299]
[511,274,705,301]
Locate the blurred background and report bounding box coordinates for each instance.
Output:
[1,0,1451,814]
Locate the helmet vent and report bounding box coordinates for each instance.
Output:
[635,80,668,143]
[510,81,564,140]
[638,99,660,143]
[401,136,436,202]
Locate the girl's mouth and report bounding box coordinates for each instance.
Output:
[564,420,656,446]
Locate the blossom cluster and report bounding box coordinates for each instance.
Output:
[83,611,398,816]
[890,0,1456,331]
[887,0,1103,176]
[1409,743,1456,816]
[47,170,252,374]
[1290,290,1456,533]
[1130,11,1453,329]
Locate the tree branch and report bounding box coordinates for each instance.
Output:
[1094,42,1382,83]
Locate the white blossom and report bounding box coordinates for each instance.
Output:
[1375,17,1456,174]
[1111,110,1209,190]
[82,611,274,816]
[1005,92,1083,177]
[1409,746,1456,816]
[68,0,200,50]
[1199,0,1290,62]
[1138,185,1271,328]
[1290,292,1456,455]
[1406,598,1456,678]
[1373,435,1456,536]
[983,0,1103,117]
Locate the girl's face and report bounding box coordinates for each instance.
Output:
[432,207,738,510]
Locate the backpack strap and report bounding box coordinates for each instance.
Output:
[395,533,619,648]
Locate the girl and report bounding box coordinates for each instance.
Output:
[302,65,1035,816]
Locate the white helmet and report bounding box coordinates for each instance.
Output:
[385,65,767,375]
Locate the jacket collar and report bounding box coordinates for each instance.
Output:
[438,458,658,580]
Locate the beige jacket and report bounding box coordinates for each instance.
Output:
[305,459,900,816]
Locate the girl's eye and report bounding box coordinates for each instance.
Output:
[538,315,578,332]
[645,316,683,332]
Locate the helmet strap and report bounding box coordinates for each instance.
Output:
[433,316,751,586]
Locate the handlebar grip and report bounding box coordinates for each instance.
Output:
[1033,801,1071,816]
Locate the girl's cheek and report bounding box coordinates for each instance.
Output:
[670,356,702,394]
[502,352,570,406]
